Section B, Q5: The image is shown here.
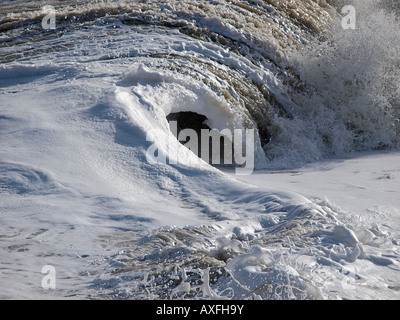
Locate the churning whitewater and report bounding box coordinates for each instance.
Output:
[1,0,400,300]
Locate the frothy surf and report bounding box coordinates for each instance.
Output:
[1,0,399,300]
[1,1,399,168]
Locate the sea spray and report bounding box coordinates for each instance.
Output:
[267,0,400,167]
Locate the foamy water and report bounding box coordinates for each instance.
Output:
[1,0,400,300]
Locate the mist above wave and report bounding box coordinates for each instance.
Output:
[276,0,400,167]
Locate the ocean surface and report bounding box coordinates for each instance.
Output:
[1,0,400,299]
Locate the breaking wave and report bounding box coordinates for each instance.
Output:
[1,0,400,300]
[2,0,399,169]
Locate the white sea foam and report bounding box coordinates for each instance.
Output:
[0,0,399,300]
